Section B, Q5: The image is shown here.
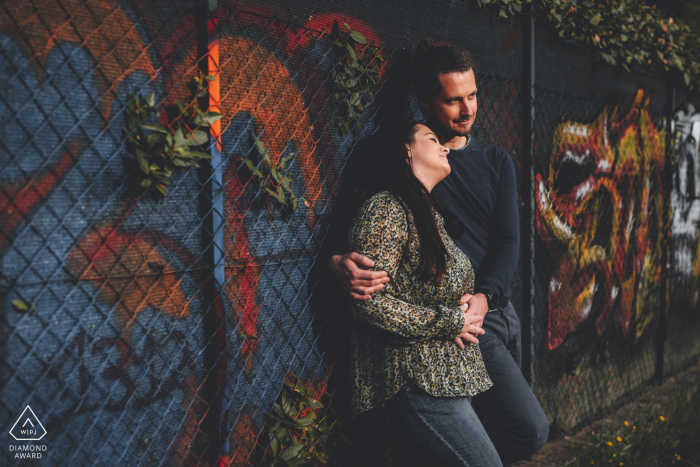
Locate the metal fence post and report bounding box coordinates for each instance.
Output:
[656,75,676,384]
[197,0,229,464]
[521,3,537,388]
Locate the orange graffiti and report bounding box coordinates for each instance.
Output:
[1,0,157,119]
[219,35,323,215]
[217,35,325,373]
[67,225,191,339]
[537,90,667,349]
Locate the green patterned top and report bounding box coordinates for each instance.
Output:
[348,191,493,416]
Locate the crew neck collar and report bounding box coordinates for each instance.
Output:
[450,134,473,152]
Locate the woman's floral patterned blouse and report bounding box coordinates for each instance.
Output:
[348,191,493,416]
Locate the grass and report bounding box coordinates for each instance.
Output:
[575,375,700,467]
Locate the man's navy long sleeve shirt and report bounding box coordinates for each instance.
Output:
[432,136,520,306]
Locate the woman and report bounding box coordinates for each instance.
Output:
[346,121,502,466]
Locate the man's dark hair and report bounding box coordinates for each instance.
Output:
[413,38,474,100]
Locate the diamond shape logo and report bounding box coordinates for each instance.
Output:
[9,406,46,441]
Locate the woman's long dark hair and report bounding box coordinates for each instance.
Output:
[346,120,450,284]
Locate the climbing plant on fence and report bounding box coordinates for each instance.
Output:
[473,0,700,88]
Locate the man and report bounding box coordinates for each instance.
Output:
[328,38,549,465]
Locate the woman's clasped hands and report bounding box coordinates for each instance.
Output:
[454,303,485,349]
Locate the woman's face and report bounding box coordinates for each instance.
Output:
[406,123,451,190]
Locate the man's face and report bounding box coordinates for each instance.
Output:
[421,70,477,145]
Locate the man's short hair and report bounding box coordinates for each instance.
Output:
[413,38,474,100]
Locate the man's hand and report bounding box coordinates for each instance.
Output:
[328,253,390,300]
[454,303,485,349]
[460,292,489,327]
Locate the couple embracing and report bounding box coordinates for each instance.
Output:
[327,39,549,466]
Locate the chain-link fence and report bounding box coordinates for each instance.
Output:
[1,0,698,466]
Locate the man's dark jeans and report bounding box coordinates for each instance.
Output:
[471,301,549,465]
[350,385,502,466]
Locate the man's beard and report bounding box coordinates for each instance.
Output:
[448,121,472,137]
[424,114,472,138]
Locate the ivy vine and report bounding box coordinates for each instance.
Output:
[242,132,309,222]
[123,72,223,197]
[254,379,349,467]
[472,0,700,88]
[330,21,384,135]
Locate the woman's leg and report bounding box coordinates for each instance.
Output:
[386,386,503,467]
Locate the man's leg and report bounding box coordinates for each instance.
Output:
[472,302,549,466]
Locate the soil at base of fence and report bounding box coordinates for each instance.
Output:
[514,361,700,467]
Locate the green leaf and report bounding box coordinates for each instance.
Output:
[600,52,616,64]
[11,299,31,313]
[279,152,296,169]
[270,437,280,457]
[141,124,170,134]
[136,150,150,174]
[205,111,224,123]
[245,159,255,171]
[671,55,684,71]
[173,128,187,148]
[146,92,155,108]
[265,187,283,202]
[346,43,357,62]
[685,72,691,86]
[141,179,152,187]
[308,399,324,409]
[280,444,304,461]
[253,133,266,155]
[281,177,291,191]
[156,183,168,196]
[189,151,212,159]
[146,133,164,144]
[349,30,367,44]
[193,111,223,126]
[176,100,186,114]
[191,130,209,145]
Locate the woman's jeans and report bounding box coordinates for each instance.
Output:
[350,385,502,467]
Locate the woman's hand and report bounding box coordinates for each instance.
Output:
[454,303,485,349]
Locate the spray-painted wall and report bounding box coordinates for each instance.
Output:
[0,0,698,465]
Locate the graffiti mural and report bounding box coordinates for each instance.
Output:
[0,2,378,464]
[2,0,700,463]
[536,90,667,350]
[672,105,700,306]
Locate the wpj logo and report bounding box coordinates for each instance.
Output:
[9,406,46,441]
